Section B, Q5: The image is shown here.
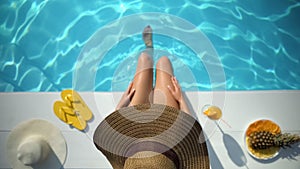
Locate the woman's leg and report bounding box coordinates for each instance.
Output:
[129,52,153,106]
[153,56,179,109]
[129,26,154,106]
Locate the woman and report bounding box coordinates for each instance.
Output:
[93,25,210,169]
[116,25,191,114]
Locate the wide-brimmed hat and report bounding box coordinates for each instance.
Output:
[6,119,67,169]
[93,104,210,169]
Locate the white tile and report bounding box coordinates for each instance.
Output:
[1,91,300,168]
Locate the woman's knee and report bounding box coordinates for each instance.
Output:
[156,56,173,75]
[157,56,170,66]
[136,52,153,71]
[139,52,153,64]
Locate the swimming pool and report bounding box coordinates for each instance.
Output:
[0,0,299,92]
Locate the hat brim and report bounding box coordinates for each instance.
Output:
[93,104,210,169]
[6,119,67,169]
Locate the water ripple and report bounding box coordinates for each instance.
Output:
[11,0,49,43]
[0,0,299,91]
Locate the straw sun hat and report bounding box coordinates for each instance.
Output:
[6,119,67,169]
[93,104,210,169]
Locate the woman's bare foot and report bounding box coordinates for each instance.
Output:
[143,25,153,48]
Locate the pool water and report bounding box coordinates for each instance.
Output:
[0,0,299,92]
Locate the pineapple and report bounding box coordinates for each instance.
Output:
[249,131,300,150]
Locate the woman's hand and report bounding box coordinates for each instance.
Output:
[167,76,191,115]
[167,76,182,102]
[116,82,135,110]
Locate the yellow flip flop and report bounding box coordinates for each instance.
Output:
[53,101,87,130]
[61,90,93,121]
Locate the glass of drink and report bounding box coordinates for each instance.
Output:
[202,104,222,120]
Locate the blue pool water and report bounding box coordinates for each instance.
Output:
[0,0,299,92]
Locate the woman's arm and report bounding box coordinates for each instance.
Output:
[167,77,191,115]
[116,82,135,110]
